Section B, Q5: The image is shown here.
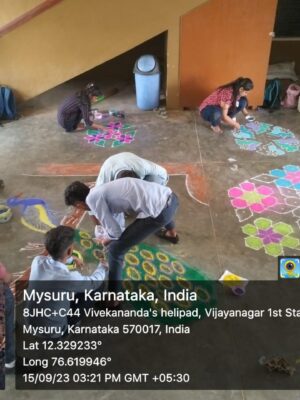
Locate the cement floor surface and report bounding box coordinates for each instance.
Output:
[1,84,300,398]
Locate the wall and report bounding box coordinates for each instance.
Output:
[180,0,278,108]
[0,0,207,108]
[88,33,167,91]
[0,0,42,26]
[270,40,300,76]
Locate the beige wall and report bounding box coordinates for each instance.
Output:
[0,0,43,26]
[0,0,207,108]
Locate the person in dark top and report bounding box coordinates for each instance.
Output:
[57,82,104,132]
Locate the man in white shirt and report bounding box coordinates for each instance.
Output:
[64,179,179,292]
[96,152,168,186]
[91,152,176,243]
[27,226,106,338]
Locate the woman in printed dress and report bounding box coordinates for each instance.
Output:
[199,77,254,134]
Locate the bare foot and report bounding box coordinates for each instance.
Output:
[210,125,223,134]
[75,122,86,132]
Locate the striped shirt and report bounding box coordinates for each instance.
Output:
[57,93,92,127]
[199,87,240,111]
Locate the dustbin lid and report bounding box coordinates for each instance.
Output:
[134,55,159,74]
[137,55,156,72]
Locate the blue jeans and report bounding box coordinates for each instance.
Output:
[5,287,15,364]
[107,193,179,291]
[200,97,247,126]
[144,175,171,230]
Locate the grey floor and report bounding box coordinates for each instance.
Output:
[1,82,300,398]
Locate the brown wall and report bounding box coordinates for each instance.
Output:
[180,0,278,108]
[270,40,300,76]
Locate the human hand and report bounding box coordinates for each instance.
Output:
[100,261,109,270]
[94,225,107,239]
[92,123,108,131]
[4,272,13,284]
[0,262,12,283]
[100,238,111,246]
[233,122,241,130]
[73,256,84,271]
[93,236,111,246]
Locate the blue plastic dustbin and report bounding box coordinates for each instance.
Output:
[134,55,160,110]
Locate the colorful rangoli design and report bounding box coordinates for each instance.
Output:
[228,165,300,257]
[6,196,60,233]
[122,243,216,323]
[242,218,299,257]
[73,229,106,265]
[228,181,278,214]
[232,122,300,156]
[269,165,300,190]
[84,121,137,148]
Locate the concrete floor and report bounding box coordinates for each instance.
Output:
[1,82,300,398]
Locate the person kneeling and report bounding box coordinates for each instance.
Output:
[26,226,107,339]
[199,77,255,134]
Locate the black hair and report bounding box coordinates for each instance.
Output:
[76,82,102,106]
[219,77,254,110]
[85,82,102,97]
[64,181,90,206]
[45,226,75,260]
[116,170,139,179]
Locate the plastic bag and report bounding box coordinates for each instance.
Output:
[281,84,300,109]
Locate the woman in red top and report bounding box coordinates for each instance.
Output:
[199,77,254,134]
